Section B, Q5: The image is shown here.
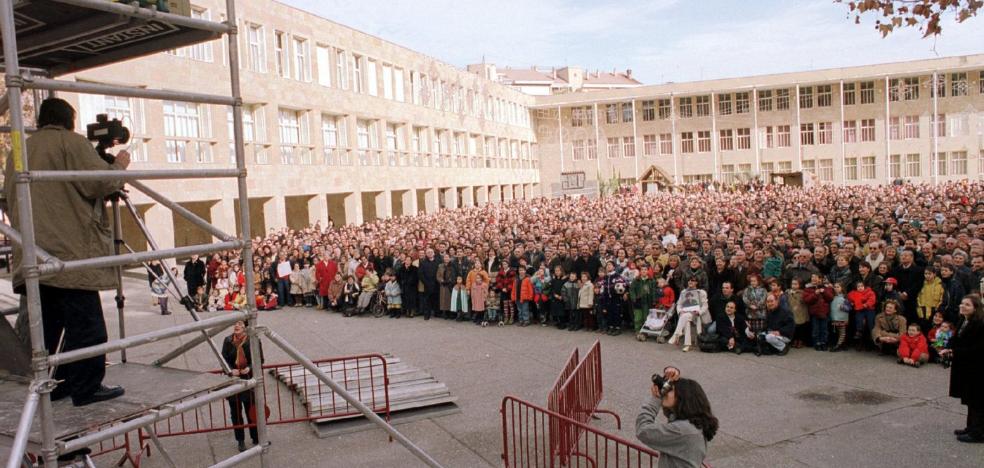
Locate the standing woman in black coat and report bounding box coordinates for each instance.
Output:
[222,320,264,452]
[942,294,984,443]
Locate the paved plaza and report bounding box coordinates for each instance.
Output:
[8,277,984,467]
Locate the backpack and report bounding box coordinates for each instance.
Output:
[697,331,722,353]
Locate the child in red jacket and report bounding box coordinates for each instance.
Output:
[656,277,675,309]
[803,273,834,351]
[897,323,929,367]
[847,281,877,350]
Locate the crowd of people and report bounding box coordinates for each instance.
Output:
[175,181,982,363]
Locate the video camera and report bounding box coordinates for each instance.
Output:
[86,114,130,164]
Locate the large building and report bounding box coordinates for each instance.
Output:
[533,55,984,196]
[52,0,984,249]
[59,0,539,251]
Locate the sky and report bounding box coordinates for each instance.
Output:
[280,0,984,85]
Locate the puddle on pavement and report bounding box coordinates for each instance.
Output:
[796,388,896,405]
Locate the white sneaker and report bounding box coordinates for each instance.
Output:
[667,334,680,345]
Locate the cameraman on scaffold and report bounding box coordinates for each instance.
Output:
[5,98,131,406]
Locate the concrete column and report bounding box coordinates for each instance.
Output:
[345,191,363,225]
[503,185,514,201]
[424,188,439,213]
[443,188,458,209]
[376,190,392,219]
[475,186,489,206]
[210,198,236,241]
[490,185,501,203]
[143,203,176,250]
[308,194,328,228]
[401,189,417,216]
[264,196,287,231]
[460,187,474,207]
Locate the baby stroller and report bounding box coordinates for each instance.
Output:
[639,304,676,343]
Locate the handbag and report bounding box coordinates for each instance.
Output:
[697,331,722,353]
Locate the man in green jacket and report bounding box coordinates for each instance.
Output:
[5,98,130,406]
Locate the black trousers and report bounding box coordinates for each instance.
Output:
[40,285,107,400]
[227,391,258,443]
[967,403,984,438]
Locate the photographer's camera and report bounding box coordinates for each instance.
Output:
[86,113,130,164]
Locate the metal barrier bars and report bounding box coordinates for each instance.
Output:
[501,396,659,468]
[552,341,621,465]
[547,348,579,462]
[141,354,391,442]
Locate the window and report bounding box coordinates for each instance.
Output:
[679,97,693,118]
[777,161,793,173]
[586,139,597,159]
[352,54,363,93]
[800,123,814,145]
[658,98,671,119]
[932,114,946,137]
[356,119,379,165]
[278,109,310,164]
[571,140,585,160]
[226,104,264,144]
[799,86,813,109]
[572,106,593,127]
[607,137,620,158]
[761,126,774,148]
[622,136,635,157]
[802,159,815,176]
[816,85,832,107]
[622,103,634,123]
[889,117,901,141]
[605,104,619,124]
[380,65,393,99]
[861,156,876,179]
[904,77,920,100]
[903,115,919,139]
[168,8,213,62]
[776,89,790,110]
[758,89,772,111]
[950,150,967,175]
[274,31,289,78]
[365,59,377,96]
[695,95,710,117]
[643,134,657,156]
[760,162,774,181]
[777,125,791,147]
[394,69,405,102]
[860,81,875,104]
[980,71,984,94]
[843,83,855,105]
[860,119,875,142]
[336,50,348,90]
[932,74,946,98]
[736,128,751,149]
[721,164,736,183]
[659,133,673,155]
[845,157,858,181]
[949,113,969,137]
[905,153,920,177]
[413,126,428,155]
[316,45,331,86]
[843,120,857,143]
[294,37,311,81]
[817,122,832,145]
[681,132,694,153]
[718,94,732,116]
[735,92,750,114]
[641,100,656,121]
[78,94,147,162]
[890,154,902,179]
[683,174,712,184]
[818,159,833,181]
[719,129,734,151]
[561,172,586,190]
[163,101,211,163]
[246,23,265,72]
[936,152,948,176]
[697,130,711,152]
[321,114,346,165]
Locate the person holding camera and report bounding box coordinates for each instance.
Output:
[636,366,718,468]
[5,98,130,406]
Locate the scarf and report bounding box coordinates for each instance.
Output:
[231,332,248,370]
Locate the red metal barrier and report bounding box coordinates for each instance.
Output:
[548,348,580,461]
[502,396,658,468]
[131,354,390,463]
[551,341,621,464]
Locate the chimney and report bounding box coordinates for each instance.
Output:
[552,67,557,79]
[626,69,633,77]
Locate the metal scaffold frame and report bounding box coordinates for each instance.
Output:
[0,1,441,467]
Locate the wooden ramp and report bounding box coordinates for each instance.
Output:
[270,355,458,436]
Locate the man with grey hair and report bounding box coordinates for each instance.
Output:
[782,249,819,290]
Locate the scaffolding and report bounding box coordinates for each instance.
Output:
[0,1,441,467]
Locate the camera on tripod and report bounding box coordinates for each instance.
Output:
[86,113,130,164]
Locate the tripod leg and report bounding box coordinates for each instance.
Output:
[111,199,127,363]
[118,193,232,374]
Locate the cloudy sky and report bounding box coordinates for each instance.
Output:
[281,0,983,85]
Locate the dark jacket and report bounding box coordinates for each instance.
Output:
[716,313,748,343]
[948,318,984,407]
[803,285,834,319]
[221,333,264,377]
[709,293,745,322]
[782,262,819,289]
[418,257,441,293]
[765,305,795,339]
[184,258,206,290]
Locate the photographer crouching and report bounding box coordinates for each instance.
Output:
[636,366,718,468]
[5,98,130,406]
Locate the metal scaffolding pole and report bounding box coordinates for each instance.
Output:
[36,240,244,277]
[0,1,58,465]
[25,168,241,182]
[52,0,232,33]
[21,76,237,105]
[224,1,270,465]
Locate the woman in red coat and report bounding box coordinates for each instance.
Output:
[315,256,338,309]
